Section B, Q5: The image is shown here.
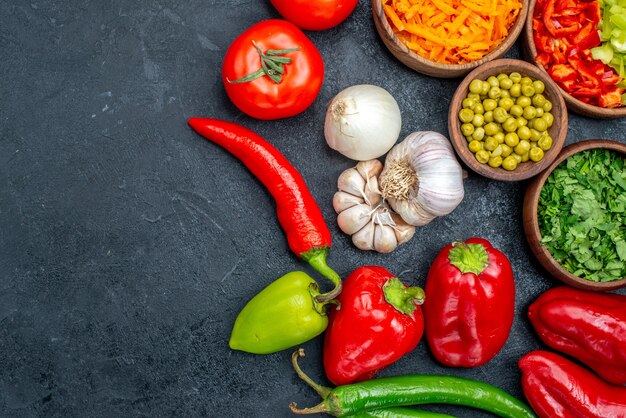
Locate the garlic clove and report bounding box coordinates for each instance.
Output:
[364,174,382,207]
[373,224,398,254]
[333,191,364,213]
[351,221,375,251]
[391,213,416,244]
[337,204,372,235]
[355,159,383,180]
[337,168,367,198]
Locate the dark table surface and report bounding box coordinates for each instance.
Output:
[1,1,625,417]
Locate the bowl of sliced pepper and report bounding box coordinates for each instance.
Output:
[372,0,529,78]
[522,0,626,118]
[523,139,626,291]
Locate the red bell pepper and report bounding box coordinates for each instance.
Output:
[423,238,515,368]
[528,286,626,385]
[519,350,626,418]
[323,266,425,385]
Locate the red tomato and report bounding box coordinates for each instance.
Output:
[222,20,324,120]
[270,0,359,31]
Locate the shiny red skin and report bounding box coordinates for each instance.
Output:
[528,286,626,385]
[323,266,424,386]
[221,20,324,120]
[187,118,331,257]
[424,238,515,367]
[519,350,626,418]
[270,0,359,31]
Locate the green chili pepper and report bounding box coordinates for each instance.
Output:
[229,272,330,354]
[347,407,455,418]
[289,349,536,418]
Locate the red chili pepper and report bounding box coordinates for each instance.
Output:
[423,238,515,367]
[323,266,425,385]
[528,286,626,385]
[519,350,626,418]
[187,118,341,300]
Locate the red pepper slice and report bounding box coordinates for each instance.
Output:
[187,118,341,300]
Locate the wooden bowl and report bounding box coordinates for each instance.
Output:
[448,59,567,181]
[521,0,626,118]
[372,0,529,78]
[523,139,626,291]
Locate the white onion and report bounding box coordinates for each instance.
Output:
[324,84,402,161]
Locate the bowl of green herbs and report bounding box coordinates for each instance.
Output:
[523,139,626,291]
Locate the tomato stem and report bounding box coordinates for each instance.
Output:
[228,41,300,84]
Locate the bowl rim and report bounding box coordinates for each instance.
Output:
[448,58,568,181]
[522,0,626,118]
[372,0,529,74]
[524,139,626,290]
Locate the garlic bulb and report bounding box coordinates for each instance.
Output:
[379,131,464,227]
[333,160,416,253]
[324,84,402,161]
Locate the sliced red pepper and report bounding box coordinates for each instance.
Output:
[599,88,625,108]
[571,87,602,98]
[572,22,601,51]
[549,63,578,81]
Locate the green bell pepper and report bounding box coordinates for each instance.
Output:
[229,271,330,354]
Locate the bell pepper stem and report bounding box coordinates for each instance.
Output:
[383,278,425,316]
[448,242,489,275]
[301,248,342,303]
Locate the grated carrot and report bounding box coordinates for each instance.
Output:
[382,0,523,64]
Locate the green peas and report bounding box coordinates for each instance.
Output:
[517,96,532,108]
[522,106,537,120]
[521,84,536,97]
[463,97,477,109]
[484,122,499,136]
[499,77,513,90]
[518,126,531,141]
[458,72,556,172]
[502,155,518,171]
[484,136,499,151]
[469,79,484,94]
[509,83,522,98]
[509,104,523,117]
[461,123,475,136]
[469,140,483,153]
[476,150,490,164]
[504,132,519,147]
[493,107,508,123]
[532,94,546,108]
[488,155,503,168]
[538,135,553,151]
[499,97,514,111]
[532,117,548,132]
[543,101,553,112]
[484,110,494,123]
[459,108,474,123]
[472,114,485,127]
[529,147,544,162]
[542,113,554,128]
[472,127,485,141]
[514,140,531,155]
[503,117,518,133]
[488,87,502,100]
[483,99,498,111]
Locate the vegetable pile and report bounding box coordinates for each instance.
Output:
[533,0,626,108]
[383,0,523,64]
[538,149,626,282]
[458,72,555,170]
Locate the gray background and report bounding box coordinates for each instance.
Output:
[1,1,624,417]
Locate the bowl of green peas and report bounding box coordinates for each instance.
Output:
[448,58,568,181]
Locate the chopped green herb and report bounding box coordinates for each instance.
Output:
[538,148,626,282]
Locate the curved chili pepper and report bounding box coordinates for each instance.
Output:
[519,350,626,418]
[187,117,341,300]
[290,349,536,418]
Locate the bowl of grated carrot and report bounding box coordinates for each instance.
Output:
[373,0,529,78]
